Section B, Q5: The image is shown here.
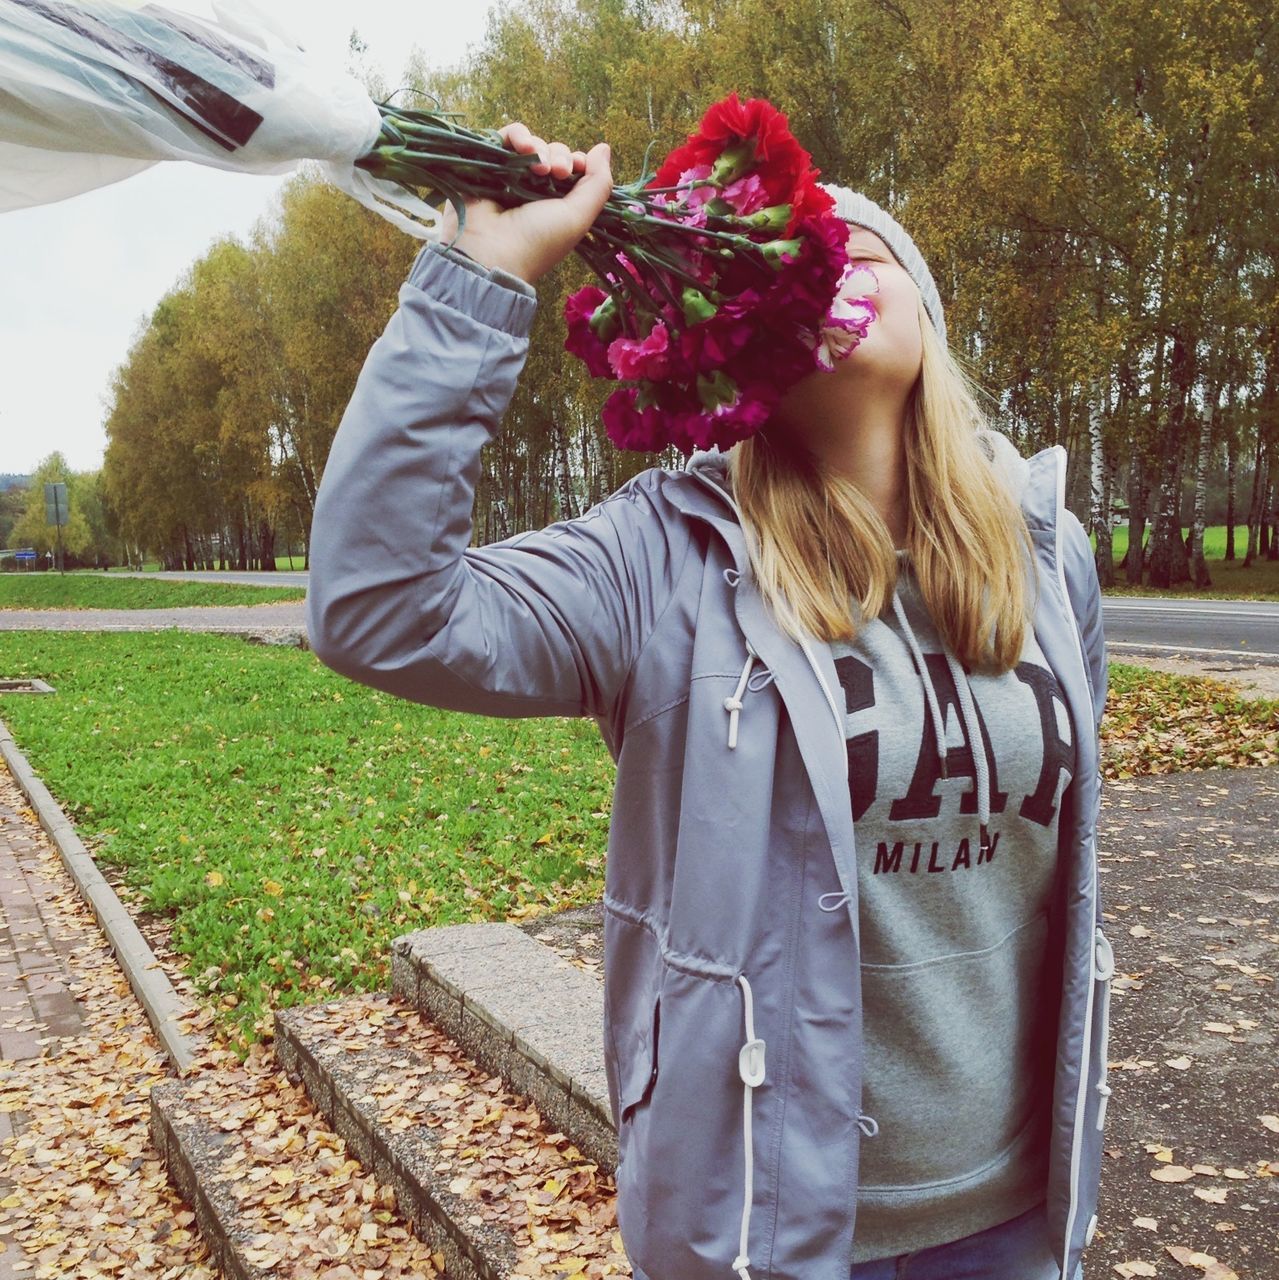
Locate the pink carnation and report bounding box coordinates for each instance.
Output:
[608,321,675,381]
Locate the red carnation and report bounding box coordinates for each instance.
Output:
[650,92,826,213]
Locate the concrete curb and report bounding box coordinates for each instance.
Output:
[0,714,204,1074]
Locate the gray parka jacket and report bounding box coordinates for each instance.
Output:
[306,242,1112,1280]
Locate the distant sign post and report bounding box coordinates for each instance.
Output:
[14,549,35,573]
[43,481,67,574]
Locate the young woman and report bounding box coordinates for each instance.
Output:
[306,122,1109,1280]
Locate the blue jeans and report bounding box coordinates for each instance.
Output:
[849,1201,1086,1279]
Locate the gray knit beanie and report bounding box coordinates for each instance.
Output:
[818,182,946,345]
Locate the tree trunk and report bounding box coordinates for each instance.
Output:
[1125,445,1153,584]
[1088,365,1112,587]
[1147,328,1198,588]
[1225,409,1238,561]
[258,517,276,571]
[1244,437,1267,568]
[1189,382,1216,590]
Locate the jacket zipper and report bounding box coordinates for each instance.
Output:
[1052,444,1099,1276]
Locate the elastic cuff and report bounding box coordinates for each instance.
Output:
[408,242,538,336]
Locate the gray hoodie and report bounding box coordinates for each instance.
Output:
[828,547,1076,1260]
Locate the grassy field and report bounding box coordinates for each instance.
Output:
[0,630,1275,1057]
[0,631,613,1055]
[0,574,306,609]
[1092,524,1279,600]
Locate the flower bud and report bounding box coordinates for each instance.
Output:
[681,286,719,326]
[588,295,621,342]
[710,139,756,186]
[696,369,739,412]
[760,237,803,267]
[743,203,792,232]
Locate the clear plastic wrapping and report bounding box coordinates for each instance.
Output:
[0,0,443,236]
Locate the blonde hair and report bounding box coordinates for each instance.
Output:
[726,291,1038,673]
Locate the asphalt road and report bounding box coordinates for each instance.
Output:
[92,570,1279,661]
[1102,597,1279,662]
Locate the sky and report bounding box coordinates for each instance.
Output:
[0,0,498,476]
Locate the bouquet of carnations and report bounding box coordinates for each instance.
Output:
[0,0,880,454]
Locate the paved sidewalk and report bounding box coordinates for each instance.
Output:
[0,602,305,639]
[0,762,220,1278]
[0,772,84,1075]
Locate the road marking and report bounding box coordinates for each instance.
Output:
[1103,600,1276,617]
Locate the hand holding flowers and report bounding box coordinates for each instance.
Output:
[437,122,613,287]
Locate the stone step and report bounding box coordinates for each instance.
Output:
[273,991,628,1280]
[152,988,629,1280]
[150,1075,286,1280]
[389,917,616,1174]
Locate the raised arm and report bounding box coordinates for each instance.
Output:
[305,130,692,726]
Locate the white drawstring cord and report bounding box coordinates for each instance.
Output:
[724,642,775,749]
[724,651,755,751]
[732,973,766,1280]
[941,649,993,856]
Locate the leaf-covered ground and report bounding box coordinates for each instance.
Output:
[0,575,305,610]
[1089,765,1279,1279]
[1103,664,1279,776]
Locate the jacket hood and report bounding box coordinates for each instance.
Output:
[681,424,1035,867]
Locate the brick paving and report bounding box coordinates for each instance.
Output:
[0,769,87,1122]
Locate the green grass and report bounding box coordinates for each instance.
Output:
[1092,524,1279,600]
[0,632,612,1059]
[0,574,306,609]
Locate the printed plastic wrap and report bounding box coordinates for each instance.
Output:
[0,0,444,236]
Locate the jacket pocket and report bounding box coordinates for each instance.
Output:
[619,990,661,1126]
[603,904,664,1132]
[1093,925,1115,1130]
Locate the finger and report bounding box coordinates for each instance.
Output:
[498,121,549,169]
[561,140,613,226]
[544,140,574,178]
[570,150,588,171]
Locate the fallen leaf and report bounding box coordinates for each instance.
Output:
[1166,1244,1220,1266]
